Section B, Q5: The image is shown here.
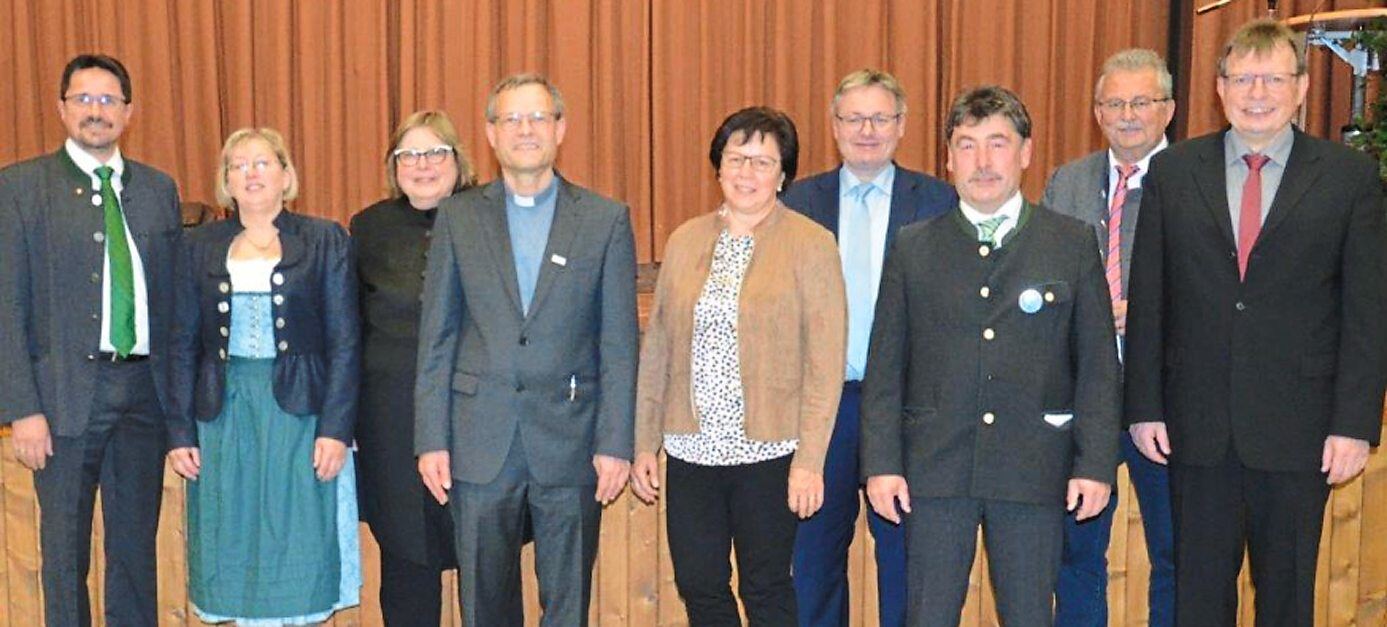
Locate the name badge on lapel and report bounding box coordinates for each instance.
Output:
[551,254,567,267]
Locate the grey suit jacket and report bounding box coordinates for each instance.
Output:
[1042,149,1148,297]
[414,177,638,486]
[0,149,182,434]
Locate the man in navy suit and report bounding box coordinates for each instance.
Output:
[783,68,955,627]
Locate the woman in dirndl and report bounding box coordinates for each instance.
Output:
[167,127,362,625]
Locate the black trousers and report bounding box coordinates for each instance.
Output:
[378,488,458,627]
[32,360,165,627]
[904,496,1064,627]
[666,454,798,627]
[1170,450,1330,627]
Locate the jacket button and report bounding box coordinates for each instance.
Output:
[218,301,230,313]
[218,348,228,360]
[219,326,229,337]
[86,353,96,361]
[1044,291,1055,303]
[90,273,100,283]
[272,294,284,306]
[982,412,995,425]
[275,318,286,329]
[218,281,230,294]
[91,312,99,321]
[272,272,284,286]
[1235,301,1246,311]
[982,328,996,341]
[93,232,105,243]
[277,340,288,352]
[979,286,990,299]
[978,245,991,257]
[519,336,529,346]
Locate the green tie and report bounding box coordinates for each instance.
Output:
[976,215,1008,245]
[96,166,135,357]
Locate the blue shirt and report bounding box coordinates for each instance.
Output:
[837,163,895,380]
[505,178,559,314]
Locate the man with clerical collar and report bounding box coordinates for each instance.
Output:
[861,85,1120,626]
[0,53,183,626]
[782,68,955,627]
[1042,48,1177,627]
[1124,19,1387,625]
[414,73,638,626]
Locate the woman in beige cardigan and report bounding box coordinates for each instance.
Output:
[630,106,846,626]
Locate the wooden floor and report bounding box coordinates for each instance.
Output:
[1,423,1386,626]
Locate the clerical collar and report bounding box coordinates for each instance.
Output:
[507,177,559,208]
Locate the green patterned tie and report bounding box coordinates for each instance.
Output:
[96,166,135,357]
[976,215,1008,245]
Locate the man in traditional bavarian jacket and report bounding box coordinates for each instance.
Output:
[861,85,1121,627]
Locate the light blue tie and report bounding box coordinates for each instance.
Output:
[842,182,874,380]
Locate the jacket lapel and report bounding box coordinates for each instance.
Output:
[886,167,918,250]
[524,179,583,322]
[1256,130,1321,246]
[1193,135,1236,248]
[1086,154,1111,247]
[814,173,841,240]
[477,182,524,317]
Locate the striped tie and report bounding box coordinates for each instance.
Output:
[1107,164,1138,323]
[976,215,1007,245]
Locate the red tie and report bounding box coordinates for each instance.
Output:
[1238,154,1269,281]
[1107,164,1138,313]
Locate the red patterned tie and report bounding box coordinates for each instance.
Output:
[1107,164,1138,324]
[1238,154,1269,281]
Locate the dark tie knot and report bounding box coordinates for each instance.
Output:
[1116,163,1140,182]
[1243,153,1270,172]
[95,165,114,181]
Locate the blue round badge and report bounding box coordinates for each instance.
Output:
[1018,288,1043,314]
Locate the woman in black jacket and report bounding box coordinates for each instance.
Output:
[167,127,362,623]
[350,110,475,625]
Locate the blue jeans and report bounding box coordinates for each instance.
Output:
[1055,432,1174,627]
[792,383,907,627]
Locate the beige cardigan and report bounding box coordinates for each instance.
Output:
[634,203,846,473]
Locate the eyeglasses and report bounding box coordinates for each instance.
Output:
[228,159,279,176]
[1221,73,1300,90]
[722,153,780,174]
[491,111,560,132]
[1095,96,1172,114]
[63,93,128,108]
[833,113,903,130]
[393,145,454,167]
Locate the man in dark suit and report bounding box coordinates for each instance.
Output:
[1124,19,1387,627]
[0,54,182,627]
[782,68,954,627]
[862,85,1120,626]
[414,74,638,626]
[1042,48,1176,627]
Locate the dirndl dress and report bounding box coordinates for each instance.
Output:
[187,256,361,625]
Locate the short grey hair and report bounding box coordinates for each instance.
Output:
[484,73,566,122]
[1094,48,1173,100]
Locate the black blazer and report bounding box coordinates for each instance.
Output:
[0,150,181,434]
[782,164,956,248]
[1124,128,1387,471]
[169,210,361,449]
[860,204,1120,505]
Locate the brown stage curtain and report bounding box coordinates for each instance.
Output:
[3,0,1168,266]
[651,0,1169,255]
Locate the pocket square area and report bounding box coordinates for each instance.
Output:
[1043,413,1074,427]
